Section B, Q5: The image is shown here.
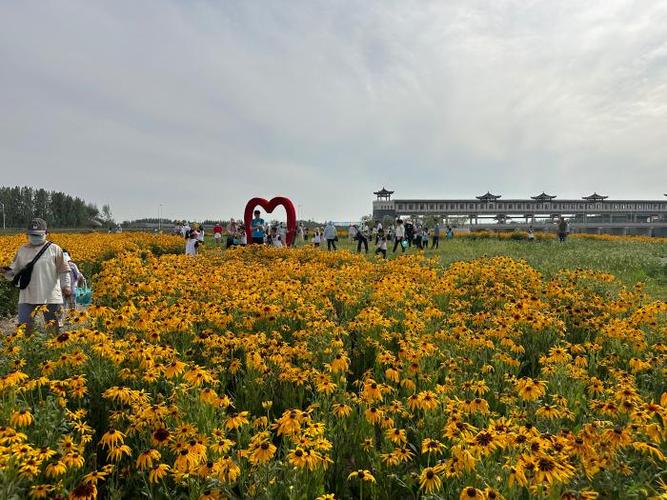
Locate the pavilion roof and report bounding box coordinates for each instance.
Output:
[531,192,557,201]
[582,192,608,201]
[476,191,501,201]
[373,187,394,196]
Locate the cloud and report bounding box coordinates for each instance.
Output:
[0,0,665,222]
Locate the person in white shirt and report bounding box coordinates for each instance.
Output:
[273,234,284,248]
[297,224,305,245]
[312,230,321,247]
[392,219,406,253]
[3,218,72,333]
[185,230,199,255]
[323,222,337,251]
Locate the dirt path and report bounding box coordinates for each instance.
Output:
[1,317,16,336]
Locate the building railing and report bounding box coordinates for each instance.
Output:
[389,200,667,214]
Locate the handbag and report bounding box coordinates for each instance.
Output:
[400,239,408,249]
[12,242,52,290]
[76,278,93,305]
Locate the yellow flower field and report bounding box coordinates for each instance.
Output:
[0,232,183,265]
[0,237,666,499]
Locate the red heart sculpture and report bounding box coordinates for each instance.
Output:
[244,197,297,246]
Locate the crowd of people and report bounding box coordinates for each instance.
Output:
[174,213,463,259]
[345,219,455,257]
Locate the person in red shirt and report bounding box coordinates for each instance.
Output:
[213,222,224,247]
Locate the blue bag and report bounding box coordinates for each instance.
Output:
[76,278,93,306]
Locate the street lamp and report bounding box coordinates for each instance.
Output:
[158,204,164,232]
[0,202,5,230]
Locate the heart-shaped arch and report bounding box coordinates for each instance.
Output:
[244,197,297,246]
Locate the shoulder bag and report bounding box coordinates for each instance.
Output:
[12,241,53,290]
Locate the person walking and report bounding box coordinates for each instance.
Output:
[61,249,84,311]
[414,227,423,249]
[297,224,305,246]
[226,218,238,248]
[213,222,223,247]
[353,224,368,253]
[185,229,199,255]
[2,218,72,334]
[432,224,440,249]
[422,227,430,249]
[558,218,568,242]
[251,210,266,244]
[405,221,415,247]
[392,219,406,253]
[324,222,338,251]
[375,234,387,258]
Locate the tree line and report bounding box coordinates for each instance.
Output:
[0,186,113,228]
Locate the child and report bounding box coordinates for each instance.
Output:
[273,234,284,248]
[62,249,84,310]
[375,234,387,258]
[312,229,321,247]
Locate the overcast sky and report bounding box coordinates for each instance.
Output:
[1,1,666,222]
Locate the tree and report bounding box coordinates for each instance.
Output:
[33,188,51,220]
[101,204,115,228]
[0,186,100,228]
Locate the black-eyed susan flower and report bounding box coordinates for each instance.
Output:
[10,409,33,427]
[460,486,483,499]
[347,469,376,482]
[99,429,125,449]
[419,467,442,493]
[148,463,170,483]
[224,411,250,431]
[249,441,276,465]
[421,438,445,454]
[68,482,97,500]
[136,448,161,470]
[29,484,54,499]
[385,427,407,445]
[45,459,67,478]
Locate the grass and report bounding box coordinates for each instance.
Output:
[290,236,667,299]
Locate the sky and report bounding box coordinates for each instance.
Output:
[1,0,666,223]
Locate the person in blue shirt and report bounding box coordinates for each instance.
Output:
[251,210,265,244]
